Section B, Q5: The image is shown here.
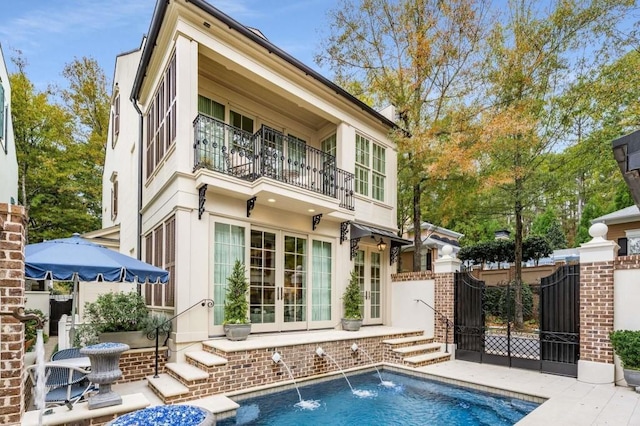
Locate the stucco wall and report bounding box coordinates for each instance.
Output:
[390,279,435,337]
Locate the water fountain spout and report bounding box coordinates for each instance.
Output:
[350,342,394,387]
[315,347,326,357]
[272,351,319,410]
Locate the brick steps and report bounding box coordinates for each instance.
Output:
[147,373,190,399]
[186,350,228,367]
[392,342,442,356]
[382,335,434,348]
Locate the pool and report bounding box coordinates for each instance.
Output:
[218,370,539,425]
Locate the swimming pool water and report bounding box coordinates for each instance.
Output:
[218,370,539,425]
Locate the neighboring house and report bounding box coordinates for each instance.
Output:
[102,0,409,352]
[592,204,640,256]
[400,222,463,272]
[0,43,18,206]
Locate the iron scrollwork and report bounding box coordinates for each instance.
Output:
[198,184,208,220]
[340,221,350,244]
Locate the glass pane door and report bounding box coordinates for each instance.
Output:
[370,252,381,321]
[249,230,276,325]
[283,236,306,324]
[312,240,332,322]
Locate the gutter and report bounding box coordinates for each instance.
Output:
[131,99,144,261]
[130,0,396,130]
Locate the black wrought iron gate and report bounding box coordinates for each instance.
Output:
[454,265,580,377]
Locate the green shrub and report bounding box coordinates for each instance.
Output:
[610,330,640,370]
[224,260,250,324]
[343,269,363,319]
[84,291,149,332]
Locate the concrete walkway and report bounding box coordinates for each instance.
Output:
[417,360,640,425]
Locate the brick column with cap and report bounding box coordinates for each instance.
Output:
[433,245,461,348]
[578,222,617,385]
[0,203,28,424]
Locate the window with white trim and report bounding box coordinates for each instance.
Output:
[112,92,120,148]
[0,78,5,153]
[355,134,386,201]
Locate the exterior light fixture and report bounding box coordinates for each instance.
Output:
[377,238,387,251]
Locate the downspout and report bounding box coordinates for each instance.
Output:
[132,99,143,261]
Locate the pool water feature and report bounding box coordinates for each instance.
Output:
[351,343,394,388]
[218,370,539,425]
[271,352,320,410]
[315,347,375,398]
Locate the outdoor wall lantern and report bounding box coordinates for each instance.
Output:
[377,238,387,251]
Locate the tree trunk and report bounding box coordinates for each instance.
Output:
[514,187,524,330]
[413,182,422,272]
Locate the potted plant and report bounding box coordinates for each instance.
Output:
[79,291,152,349]
[223,260,251,341]
[610,330,640,389]
[342,269,363,331]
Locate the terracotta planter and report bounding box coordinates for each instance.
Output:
[341,318,363,331]
[224,323,251,341]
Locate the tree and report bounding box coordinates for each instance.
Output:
[318,0,490,271]
[523,235,553,266]
[476,0,636,329]
[10,53,108,242]
[60,57,110,222]
[531,208,567,250]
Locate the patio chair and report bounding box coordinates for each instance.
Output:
[51,347,83,361]
[51,347,87,383]
[26,363,95,410]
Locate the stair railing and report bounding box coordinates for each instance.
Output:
[414,299,453,354]
[148,298,214,378]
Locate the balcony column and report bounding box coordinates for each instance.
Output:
[175,35,199,172]
[336,123,355,172]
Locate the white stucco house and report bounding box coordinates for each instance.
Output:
[102,0,410,355]
[0,43,18,206]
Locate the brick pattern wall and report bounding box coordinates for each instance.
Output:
[0,203,27,426]
[434,272,455,345]
[580,261,614,364]
[391,271,435,282]
[118,347,168,383]
[158,333,420,404]
[615,254,640,269]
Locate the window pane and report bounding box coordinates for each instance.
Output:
[321,134,336,157]
[355,166,368,196]
[312,240,331,321]
[214,223,245,324]
[372,144,385,174]
[372,173,385,201]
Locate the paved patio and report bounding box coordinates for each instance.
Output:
[417,360,640,425]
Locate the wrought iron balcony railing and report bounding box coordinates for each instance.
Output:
[194,114,354,210]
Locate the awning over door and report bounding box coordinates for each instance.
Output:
[350,223,412,246]
[348,222,412,265]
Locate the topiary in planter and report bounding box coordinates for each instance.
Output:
[223,260,251,340]
[342,269,363,331]
[610,330,640,390]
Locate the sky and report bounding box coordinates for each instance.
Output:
[0,0,338,92]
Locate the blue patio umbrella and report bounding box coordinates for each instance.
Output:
[25,233,169,284]
[25,233,169,332]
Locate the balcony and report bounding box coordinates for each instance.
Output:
[193,114,354,210]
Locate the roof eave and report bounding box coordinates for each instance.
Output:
[131,0,397,130]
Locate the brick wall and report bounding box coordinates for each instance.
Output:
[118,347,168,383]
[0,203,27,426]
[159,333,419,404]
[580,261,615,364]
[391,271,435,282]
[434,272,455,345]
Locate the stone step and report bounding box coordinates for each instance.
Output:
[186,350,228,367]
[179,394,240,419]
[404,351,452,367]
[392,342,442,355]
[382,335,433,346]
[166,362,210,382]
[147,373,189,399]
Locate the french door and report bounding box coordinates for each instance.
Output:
[249,230,308,332]
[354,249,383,325]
